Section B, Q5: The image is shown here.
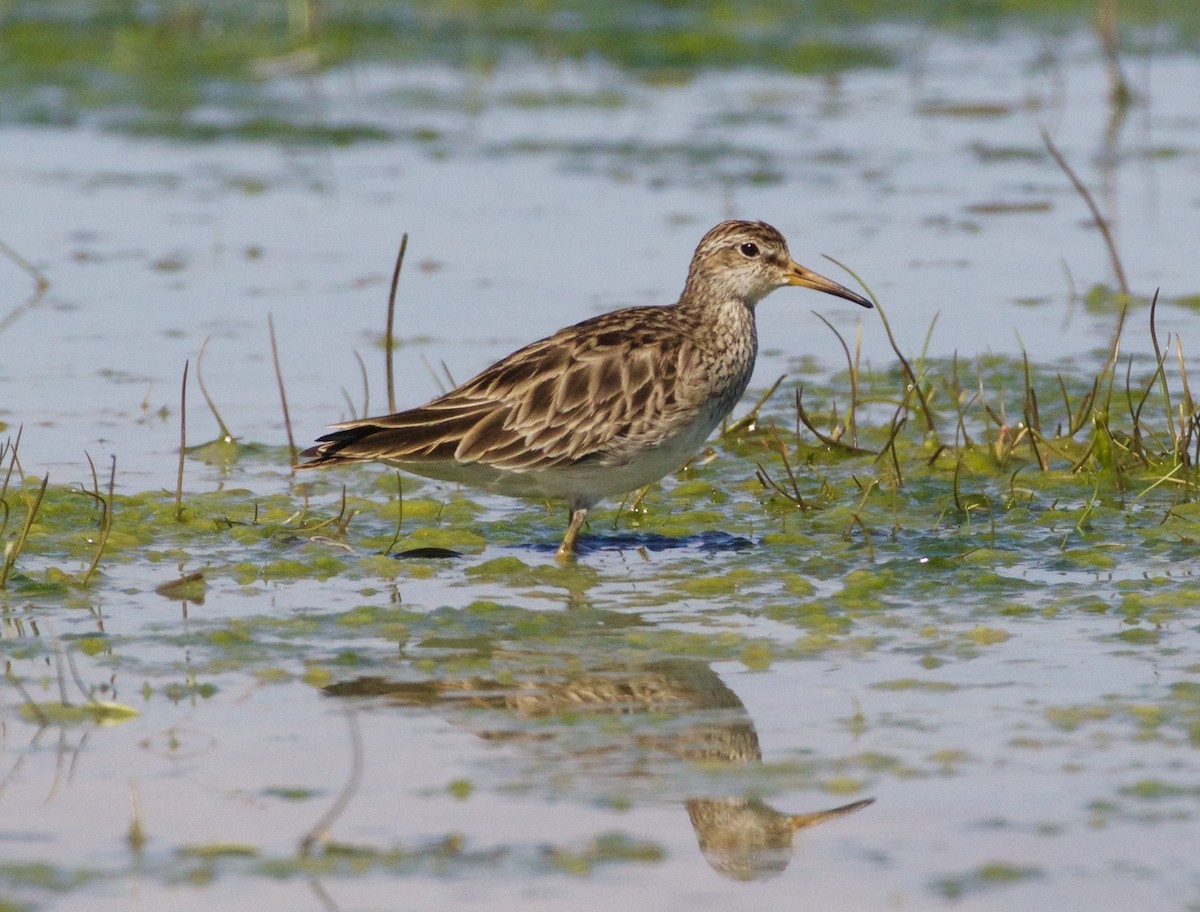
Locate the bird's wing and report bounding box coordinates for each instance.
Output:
[301,308,700,471]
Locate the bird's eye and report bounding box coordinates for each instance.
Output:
[739,242,760,258]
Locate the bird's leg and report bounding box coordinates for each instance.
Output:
[556,504,588,562]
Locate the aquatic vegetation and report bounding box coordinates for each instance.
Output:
[3,0,1198,140]
[2,282,1197,610]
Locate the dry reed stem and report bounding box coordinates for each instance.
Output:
[352,349,369,419]
[385,233,409,414]
[175,361,187,521]
[268,314,298,468]
[1040,127,1129,296]
[0,239,49,291]
[1040,127,1131,420]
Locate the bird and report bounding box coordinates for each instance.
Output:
[300,220,873,559]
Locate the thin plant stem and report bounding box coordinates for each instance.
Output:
[724,374,785,436]
[1,425,23,501]
[419,354,448,395]
[5,665,49,725]
[812,311,859,445]
[794,387,874,455]
[1145,290,1178,455]
[175,361,188,522]
[81,455,116,586]
[384,472,405,554]
[269,314,298,468]
[824,255,937,436]
[1,473,48,588]
[196,337,234,442]
[1040,127,1128,296]
[385,234,409,415]
[299,706,364,856]
[352,349,369,419]
[1096,0,1133,107]
[0,239,49,291]
[1040,126,1131,416]
[127,783,147,852]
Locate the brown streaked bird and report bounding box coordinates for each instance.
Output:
[300,220,872,559]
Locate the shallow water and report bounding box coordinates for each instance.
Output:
[3,7,1200,912]
[4,25,1199,477]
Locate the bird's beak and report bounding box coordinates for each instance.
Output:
[785,261,873,309]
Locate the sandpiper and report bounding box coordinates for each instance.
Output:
[301,220,872,559]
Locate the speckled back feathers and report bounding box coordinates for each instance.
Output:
[301,220,804,478]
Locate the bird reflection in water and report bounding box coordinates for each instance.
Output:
[325,657,872,880]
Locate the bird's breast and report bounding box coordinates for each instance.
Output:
[690,301,759,409]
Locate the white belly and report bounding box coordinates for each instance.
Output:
[391,405,724,506]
